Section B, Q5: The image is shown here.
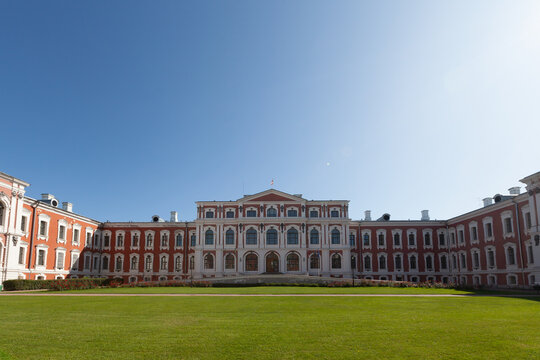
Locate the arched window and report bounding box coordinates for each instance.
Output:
[507,247,516,265]
[205,229,214,245]
[0,203,4,225]
[331,229,340,244]
[131,256,138,270]
[175,233,182,247]
[395,254,402,270]
[267,208,277,217]
[145,255,152,271]
[246,228,258,245]
[409,255,417,270]
[245,253,258,271]
[204,254,214,269]
[309,254,320,269]
[331,253,341,269]
[287,228,299,245]
[310,229,319,245]
[225,254,235,270]
[175,256,182,272]
[426,255,433,270]
[364,255,371,270]
[115,256,122,271]
[225,229,235,245]
[266,229,278,245]
[160,256,168,270]
[379,255,386,270]
[286,253,300,271]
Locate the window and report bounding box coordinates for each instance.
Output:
[58,225,66,240]
[331,229,340,245]
[102,256,108,271]
[20,216,27,232]
[473,251,479,268]
[452,254,457,269]
[287,228,299,245]
[310,229,319,245]
[37,249,45,266]
[309,210,318,218]
[471,226,478,242]
[393,233,401,247]
[131,256,138,270]
[395,254,402,270]
[450,232,456,245]
[205,229,214,245]
[175,256,182,272]
[246,209,257,217]
[245,253,258,271]
[310,254,320,269]
[351,256,357,270]
[408,233,415,247]
[161,233,168,247]
[525,212,532,230]
[85,232,92,247]
[286,253,300,271]
[424,232,431,247]
[458,230,464,244]
[330,210,339,218]
[84,255,90,270]
[504,217,513,234]
[190,234,196,247]
[528,245,534,264]
[225,254,235,270]
[18,247,25,265]
[409,255,417,270]
[267,208,277,217]
[57,252,65,269]
[378,255,386,270]
[175,233,182,247]
[226,211,235,218]
[103,234,110,248]
[426,255,433,271]
[115,256,123,271]
[364,255,371,271]
[205,211,214,218]
[485,222,493,238]
[377,233,385,247]
[39,221,48,237]
[145,255,152,271]
[331,254,341,269]
[363,233,370,246]
[487,249,495,268]
[132,234,139,248]
[438,233,445,246]
[145,234,152,248]
[225,229,235,245]
[460,253,466,269]
[73,229,80,245]
[507,247,516,265]
[160,256,168,270]
[287,209,297,217]
[116,233,123,248]
[508,275,517,285]
[266,229,278,245]
[349,234,355,247]
[0,204,3,226]
[246,228,257,245]
[441,255,447,269]
[189,256,194,270]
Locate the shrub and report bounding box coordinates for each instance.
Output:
[2,278,107,291]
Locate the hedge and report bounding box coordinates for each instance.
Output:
[2,278,109,291]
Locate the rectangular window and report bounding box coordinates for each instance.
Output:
[330,210,339,218]
[471,227,478,241]
[528,245,534,264]
[39,221,47,236]
[205,211,214,218]
[486,223,493,238]
[18,247,25,265]
[246,210,257,217]
[20,216,27,232]
[378,234,384,247]
[226,211,235,218]
[488,250,495,267]
[450,232,455,245]
[458,230,464,244]
[104,235,110,247]
[38,249,45,266]
[504,217,513,234]
[309,210,318,218]
[363,234,370,246]
[349,234,355,247]
[473,252,479,268]
[72,254,79,270]
[438,233,445,246]
[57,253,64,270]
[424,233,431,246]
[85,232,91,246]
[525,212,532,230]
[175,234,183,247]
[190,235,196,247]
[287,209,298,217]
[84,255,91,270]
[59,225,66,240]
[73,229,80,244]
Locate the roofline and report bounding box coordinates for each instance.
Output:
[0,171,30,187]
[24,196,101,225]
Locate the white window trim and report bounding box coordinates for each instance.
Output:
[500,211,515,238]
[482,217,494,242]
[115,230,126,250]
[72,223,82,246]
[130,230,141,250]
[485,246,497,270]
[391,229,402,250]
[361,230,371,249]
[55,248,66,271]
[422,229,433,249]
[424,252,435,272]
[376,229,386,250]
[70,249,80,271]
[468,221,479,244]
[160,230,170,250]
[35,244,49,269]
[406,229,417,249]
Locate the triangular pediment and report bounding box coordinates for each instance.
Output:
[239,189,304,203]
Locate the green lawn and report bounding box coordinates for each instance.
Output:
[0,294,538,359]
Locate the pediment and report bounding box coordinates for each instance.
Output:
[240,189,304,203]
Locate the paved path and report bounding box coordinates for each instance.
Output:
[0,293,538,297]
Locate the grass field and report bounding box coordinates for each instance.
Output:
[0,289,538,359]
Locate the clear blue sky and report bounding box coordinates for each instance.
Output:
[1,1,539,222]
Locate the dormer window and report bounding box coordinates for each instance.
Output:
[246,209,257,217]
[267,208,277,217]
[287,209,298,217]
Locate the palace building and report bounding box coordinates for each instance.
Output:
[1,169,539,288]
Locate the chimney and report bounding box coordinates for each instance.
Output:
[483,197,493,207]
[364,210,372,221]
[62,202,73,212]
[41,193,54,200]
[170,211,178,222]
[421,210,430,221]
[508,187,521,195]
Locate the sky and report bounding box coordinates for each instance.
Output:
[1,1,540,222]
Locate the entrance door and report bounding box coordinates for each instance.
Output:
[265,253,279,273]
